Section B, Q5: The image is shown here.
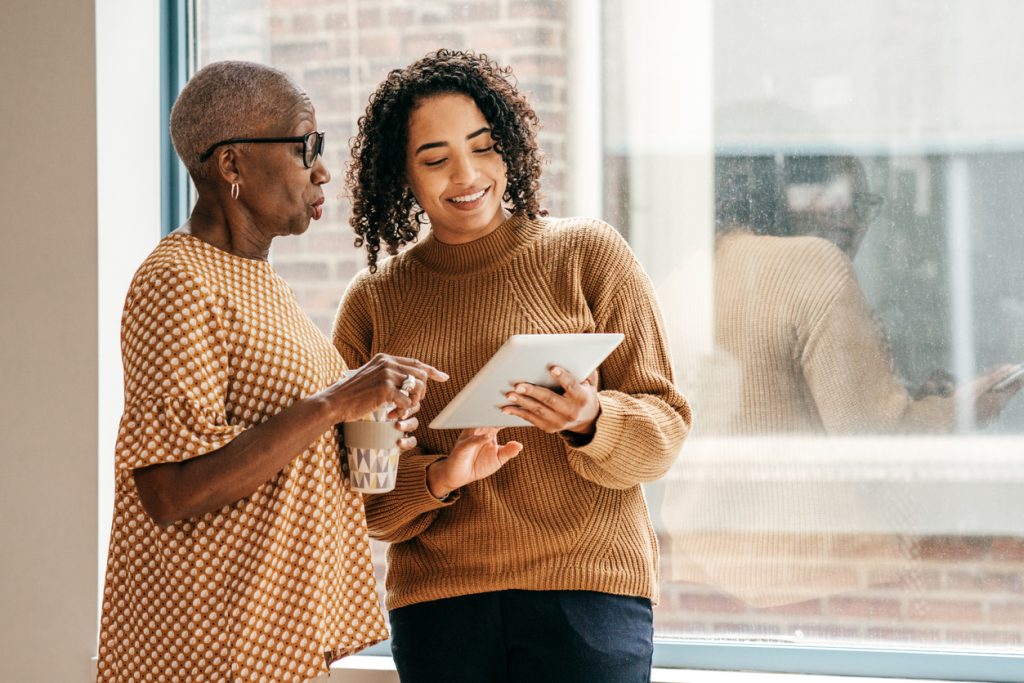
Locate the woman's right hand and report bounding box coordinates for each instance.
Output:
[426,428,523,499]
[324,353,449,424]
[958,363,1024,426]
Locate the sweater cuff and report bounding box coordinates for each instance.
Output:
[384,454,461,515]
[562,394,625,463]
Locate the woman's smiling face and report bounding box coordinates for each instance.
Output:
[404,93,509,245]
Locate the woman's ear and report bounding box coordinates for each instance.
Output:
[215,147,241,185]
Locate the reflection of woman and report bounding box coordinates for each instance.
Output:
[97,61,446,683]
[334,50,691,682]
[663,154,1022,611]
[708,155,1020,434]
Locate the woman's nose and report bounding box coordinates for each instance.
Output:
[450,152,478,185]
[312,156,331,185]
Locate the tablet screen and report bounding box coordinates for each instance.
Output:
[428,333,624,429]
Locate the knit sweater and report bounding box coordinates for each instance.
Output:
[332,213,691,610]
[710,230,954,434]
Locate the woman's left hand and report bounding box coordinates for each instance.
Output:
[502,367,600,435]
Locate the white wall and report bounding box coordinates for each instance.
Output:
[0,1,99,680]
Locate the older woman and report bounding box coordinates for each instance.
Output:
[96,61,447,683]
[334,50,691,683]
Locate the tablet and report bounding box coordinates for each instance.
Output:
[428,333,625,430]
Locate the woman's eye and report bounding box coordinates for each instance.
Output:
[473,146,494,154]
[424,158,446,167]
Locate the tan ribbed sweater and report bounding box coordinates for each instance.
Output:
[332,214,691,610]
[711,230,954,433]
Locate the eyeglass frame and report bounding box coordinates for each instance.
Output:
[198,130,326,169]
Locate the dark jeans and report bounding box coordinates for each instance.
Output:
[389,589,654,683]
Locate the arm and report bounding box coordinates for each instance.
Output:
[134,358,432,527]
[502,228,691,488]
[332,277,455,542]
[564,270,692,488]
[123,263,442,528]
[803,271,1021,433]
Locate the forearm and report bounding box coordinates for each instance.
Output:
[134,392,339,527]
[364,454,455,542]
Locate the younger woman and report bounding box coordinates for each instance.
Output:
[333,50,691,683]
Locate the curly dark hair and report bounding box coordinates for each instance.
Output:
[347,49,545,272]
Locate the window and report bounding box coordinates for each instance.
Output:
[187,1,1024,678]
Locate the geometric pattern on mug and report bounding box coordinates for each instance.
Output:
[349,448,400,492]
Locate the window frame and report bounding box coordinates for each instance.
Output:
[164,2,1024,680]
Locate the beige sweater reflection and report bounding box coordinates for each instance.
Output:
[661,229,954,608]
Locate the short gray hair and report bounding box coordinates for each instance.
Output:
[170,60,307,184]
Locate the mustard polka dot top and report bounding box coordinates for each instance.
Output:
[97,234,387,683]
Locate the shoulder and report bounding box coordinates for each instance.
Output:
[127,237,209,303]
[719,231,853,283]
[541,215,627,247]
[539,216,638,268]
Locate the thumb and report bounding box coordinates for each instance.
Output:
[497,441,523,463]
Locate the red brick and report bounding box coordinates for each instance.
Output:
[759,598,824,617]
[402,33,467,57]
[421,1,500,24]
[273,261,331,281]
[992,537,1024,562]
[867,567,943,591]
[509,0,568,20]
[827,596,902,619]
[677,592,748,615]
[511,54,567,78]
[916,536,992,561]
[907,599,984,622]
[360,33,402,58]
[357,6,383,27]
[945,570,1023,593]
[270,40,330,63]
[388,7,416,26]
[990,601,1024,624]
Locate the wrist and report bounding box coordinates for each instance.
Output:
[425,458,455,500]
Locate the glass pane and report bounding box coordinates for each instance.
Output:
[601,0,1024,654]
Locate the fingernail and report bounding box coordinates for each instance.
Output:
[501,408,512,415]
[506,394,518,402]
[551,367,561,376]
[516,384,527,393]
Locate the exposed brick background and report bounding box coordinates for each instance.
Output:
[658,532,1024,648]
[199,0,570,332]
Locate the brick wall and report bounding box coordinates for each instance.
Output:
[659,532,1024,648]
[200,0,570,333]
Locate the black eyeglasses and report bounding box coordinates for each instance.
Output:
[198,130,326,168]
[852,191,884,223]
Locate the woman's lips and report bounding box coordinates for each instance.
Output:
[311,198,325,220]
[447,186,489,210]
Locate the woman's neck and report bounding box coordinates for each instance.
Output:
[179,196,272,261]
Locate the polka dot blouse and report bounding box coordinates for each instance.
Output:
[97,234,387,682]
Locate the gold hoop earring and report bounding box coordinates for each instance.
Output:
[231,183,239,200]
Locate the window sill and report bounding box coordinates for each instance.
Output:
[327,656,965,683]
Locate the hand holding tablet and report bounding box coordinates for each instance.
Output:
[428,333,625,430]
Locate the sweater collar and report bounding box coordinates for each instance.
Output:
[408,212,547,274]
